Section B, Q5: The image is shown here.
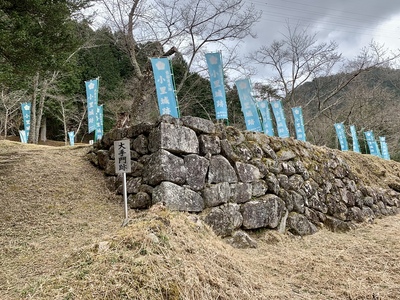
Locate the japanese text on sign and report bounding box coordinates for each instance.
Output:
[114,140,131,173]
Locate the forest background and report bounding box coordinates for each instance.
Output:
[2,0,400,160]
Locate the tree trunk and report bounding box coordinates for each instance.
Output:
[75,104,86,143]
[34,83,47,144]
[130,75,159,125]
[28,72,39,143]
[40,116,47,142]
[3,108,8,139]
[60,100,68,146]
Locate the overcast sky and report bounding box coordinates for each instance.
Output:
[241,0,400,79]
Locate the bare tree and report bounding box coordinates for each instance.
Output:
[0,89,25,138]
[28,71,59,144]
[26,39,100,144]
[250,24,342,107]
[302,72,400,155]
[251,24,400,110]
[251,24,400,149]
[99,0,261,124]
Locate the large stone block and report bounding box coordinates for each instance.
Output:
[346,206,364,222]
[203,203,243,237]
[326,194,348,221]
[277,174,289,190]
[245,141,264,159]
[291,190,305,213]
[277,149,296,161]
[117,177,142,194]
[235,162,261,183]
[126,122,155,138]
[97,150,109,169]
[233,143,253,162]
[263,158,282,174]
[281,161,296,176]
[307,193,328,214]
[203,182,231,207]
[184,154,209,191]
[181,116,216,134]
[102,128,127,148]
[208,155,238,183]
[128,192,151,209]
[287,212,318,236]
[265,174,280,195]
[245,133,277,160]
[104,159,116,176]
[131,134,149,154]
[130,160,144,177]
[220,139,240,164]
[225,126,245,145]
[340,188,355,207]
[324,216,355,232]
[152,181,204,212]
[143,150,186,186]
[199,134,221,155]
[230,183,252,204]
[148,122,199,154]
[252,180,268,197]
[241,194,286,229]
[226,230,258,248]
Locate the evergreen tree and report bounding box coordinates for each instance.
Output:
[0,0,91,142]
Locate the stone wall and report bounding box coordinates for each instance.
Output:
[88,115,400,240]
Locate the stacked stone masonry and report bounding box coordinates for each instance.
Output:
[88,115,400,238]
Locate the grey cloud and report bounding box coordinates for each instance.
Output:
[239,0,400,78]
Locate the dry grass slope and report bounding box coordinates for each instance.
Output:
[1,140,400,299]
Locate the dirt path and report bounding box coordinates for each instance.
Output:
[0,141,123,299]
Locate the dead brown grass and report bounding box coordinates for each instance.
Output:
[1,140,400,299]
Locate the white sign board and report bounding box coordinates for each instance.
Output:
[114,139,131,173]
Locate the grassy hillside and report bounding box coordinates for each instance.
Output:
[1,140,400,299]
[294,67,400,159]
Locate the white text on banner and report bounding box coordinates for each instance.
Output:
[205,52,228,119]
[21,102,31,139]
[291,106,306,141]
[85,78,99,133]
[257,100,274,136]
[334,123,349,151]
[235,78,262,132]
[350,125,360,153]
[151,58,179,118]
[271,100,290,138]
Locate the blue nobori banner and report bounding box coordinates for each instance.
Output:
[364,131,380,157]
[68,131,75,146]
[350,125,360,153]
[334,123,348,151]
[379,136,390,160]
[150,58,179,118]
[291,106,306,141]
[21,102,31,138]
[205,52,228,120]
[271,100,290,138]
[85,78,99,133]
[235,78,262,132]
[19,130,27,144]
[257,100,274,136]
[95,105,104,141]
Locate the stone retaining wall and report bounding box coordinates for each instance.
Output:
[88,115,400,241]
